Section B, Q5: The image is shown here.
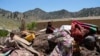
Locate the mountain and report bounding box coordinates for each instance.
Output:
[0,8,23,20]
[0,8,12,18]
[48,9,72,19]
[74,7,100,17]
[23,8,48,19]
[0,7,100,20]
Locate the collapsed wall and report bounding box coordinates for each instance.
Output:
[36,19,100,30]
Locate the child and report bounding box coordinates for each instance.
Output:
[46,22,55,34]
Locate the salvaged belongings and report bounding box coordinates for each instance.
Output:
[16,40,40,56]
[13,34,40,56]
[0,50,12,56]
[83,35,96,50]
[25,33,35,42]
[10,48,34,56]
[21,31,36,42]
[71,20,98,43]
[13,35,31,45]
[60,25,71,31]
[2,31,40,56]
[0,20,100,56]
[48,30,74,56]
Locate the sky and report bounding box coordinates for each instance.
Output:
[0,0,100,12]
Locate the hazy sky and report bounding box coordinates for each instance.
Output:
[0,0,100,12]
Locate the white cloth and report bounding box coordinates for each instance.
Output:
[47,34,55,40]
[60,25,71,31]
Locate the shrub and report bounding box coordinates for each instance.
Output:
[27,21,37,30]
[0,29,9,37]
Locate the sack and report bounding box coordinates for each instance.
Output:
[71,20,98,43]
[73,20,98,34]
[25,33,35,42]
[71,22,85,43]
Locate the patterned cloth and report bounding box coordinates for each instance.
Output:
[49,31,74,56]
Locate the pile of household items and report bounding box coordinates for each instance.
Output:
[0,20,100,56]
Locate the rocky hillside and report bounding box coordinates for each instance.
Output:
[0,7,100,20]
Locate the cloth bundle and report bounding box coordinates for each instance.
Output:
[71,20,98,43]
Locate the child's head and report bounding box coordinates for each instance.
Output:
[47,22,52,26]
[10,32,15,38]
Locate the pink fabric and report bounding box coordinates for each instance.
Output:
[50,32,74,56]
[61,31,68,37]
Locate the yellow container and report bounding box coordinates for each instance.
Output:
[25,33,35,42]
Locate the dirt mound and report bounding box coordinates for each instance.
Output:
[33,33,49,55]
